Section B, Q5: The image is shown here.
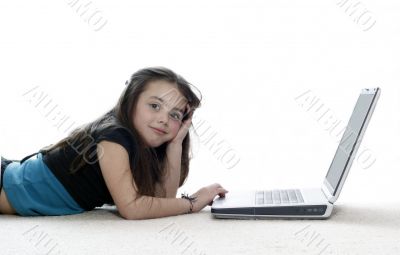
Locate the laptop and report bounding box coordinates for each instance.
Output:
[211,87,381,219]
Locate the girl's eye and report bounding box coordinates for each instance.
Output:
[170,112,183,121]
[150,103,160,110]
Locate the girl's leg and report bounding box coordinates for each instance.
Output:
[1,157,18,215]
[0,188,17,214]
[1,157,5,195]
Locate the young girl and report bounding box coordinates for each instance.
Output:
[0,67,228,219]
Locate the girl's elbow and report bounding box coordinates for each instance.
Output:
[118,206,137,220]
[119,208,146,220]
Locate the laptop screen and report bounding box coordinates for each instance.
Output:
[325,89,379,195]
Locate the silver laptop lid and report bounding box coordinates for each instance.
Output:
[322,88,380,203]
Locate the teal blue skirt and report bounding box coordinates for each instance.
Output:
[3,153,84,216]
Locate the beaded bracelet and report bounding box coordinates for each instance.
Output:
[181,193,197,214]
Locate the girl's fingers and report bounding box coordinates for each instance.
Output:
[184,104,190,117]
[221,188,229,193]
[181,118,191,132]
[173,111,192,142]
[185,104,194,119]
[182,109,192,129]
[216,187,229,197]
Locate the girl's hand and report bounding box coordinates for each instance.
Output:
[189,183,229,213]
[169,104,193,146]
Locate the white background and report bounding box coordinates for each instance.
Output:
[1,0,399,204]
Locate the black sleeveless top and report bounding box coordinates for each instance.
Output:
[35,127,137,211]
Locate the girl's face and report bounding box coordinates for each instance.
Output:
[132,80,188,148]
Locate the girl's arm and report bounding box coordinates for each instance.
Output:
[153,144,182,198]
[124,195,191,220]
[161,105,193,198]
[97,141,191,220]
[162,144,182,198]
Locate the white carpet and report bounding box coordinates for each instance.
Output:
[1,202,399,255]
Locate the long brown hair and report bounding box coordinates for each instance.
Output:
[40,67,202,202]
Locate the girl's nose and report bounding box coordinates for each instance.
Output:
[157,112,169,124]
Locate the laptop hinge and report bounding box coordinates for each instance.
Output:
[321,185,334,204]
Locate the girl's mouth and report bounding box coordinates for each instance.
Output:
[151,127,166,134]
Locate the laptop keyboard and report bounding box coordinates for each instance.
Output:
[255,189,304,205]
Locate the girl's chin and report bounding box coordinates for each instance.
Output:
[144,139,165,148]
